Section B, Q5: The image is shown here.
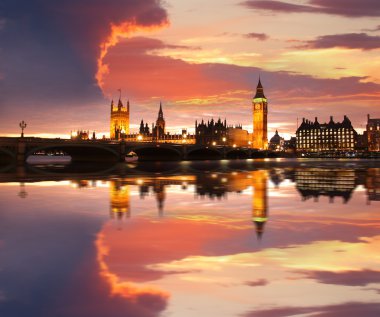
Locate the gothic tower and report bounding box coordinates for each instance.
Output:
[251,170,268,239]
[110,98,130,140]
[252,78,268,149]
[154,102,166,139]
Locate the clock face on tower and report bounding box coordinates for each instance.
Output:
[255,104,260,110]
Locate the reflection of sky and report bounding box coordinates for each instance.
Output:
[0,169,380,317]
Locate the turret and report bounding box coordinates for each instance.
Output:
[118,99,123,111]
[158,101,164,119]
[110,99,114,113]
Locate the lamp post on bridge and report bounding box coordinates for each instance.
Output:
[19,120,27,138]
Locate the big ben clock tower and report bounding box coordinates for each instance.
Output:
[252,78,268,149]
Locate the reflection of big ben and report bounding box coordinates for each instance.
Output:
[252,78,268,149]
[110,180,130,220]
[251,170,268,239]
[153,180,166,217]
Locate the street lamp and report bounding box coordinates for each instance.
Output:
[19,120,27,138]
[137,134,143,141]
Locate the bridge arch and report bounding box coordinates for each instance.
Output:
[130,144,182,161]
[26,143,120,162]
[0,146,16,163]
[187,147,223,160]
[225,149,250,159]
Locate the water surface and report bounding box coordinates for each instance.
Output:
[1,160,380,317]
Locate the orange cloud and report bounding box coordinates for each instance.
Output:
[95,231,169,305]
[96,21,169,91]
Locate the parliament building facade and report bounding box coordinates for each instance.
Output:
[296,115,357,152]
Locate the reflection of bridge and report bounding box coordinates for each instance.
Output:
[0,137,256,163]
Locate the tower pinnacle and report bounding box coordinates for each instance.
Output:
[254,77,266,99]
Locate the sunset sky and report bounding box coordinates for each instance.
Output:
[1,0,380,138]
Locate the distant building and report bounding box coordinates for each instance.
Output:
[121,102,195,144]
[227,125,250,147]
[110,98,130,140]
[296,115,357,152]
[252,78,268,149]
[283,137,297,153]
[367,114,380,151]
[268,130,284,151]
[71,130,91,140]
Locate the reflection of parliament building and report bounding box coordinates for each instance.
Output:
[366,168,380,202]
[71,167,380,238]
[295,169,356,203]
[107,172,269,238]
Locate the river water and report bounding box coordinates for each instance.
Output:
[0,159,380,317]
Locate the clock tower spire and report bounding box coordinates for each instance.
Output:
[252,77,268,149]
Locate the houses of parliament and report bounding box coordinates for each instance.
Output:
[108,79,269,149]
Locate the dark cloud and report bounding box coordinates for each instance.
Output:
[297,33,380,51]
[244,33,269,41]
[242,0,380,17]
[0,0,168,132]
[302,269,380,286]
[242,302,380,317]
[244,279,269,287]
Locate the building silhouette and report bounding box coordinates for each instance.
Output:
[152,102,166,140]
[195,118,228,145]
[296,115,357,152]
[268,130,284,151]
[139,120,150,136]
[367,114,380,152]
[110,98,130,140]
[252,78,268,149]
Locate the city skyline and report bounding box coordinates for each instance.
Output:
[1,0,380,139]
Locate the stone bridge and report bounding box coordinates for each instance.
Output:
[0,137,260,164]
